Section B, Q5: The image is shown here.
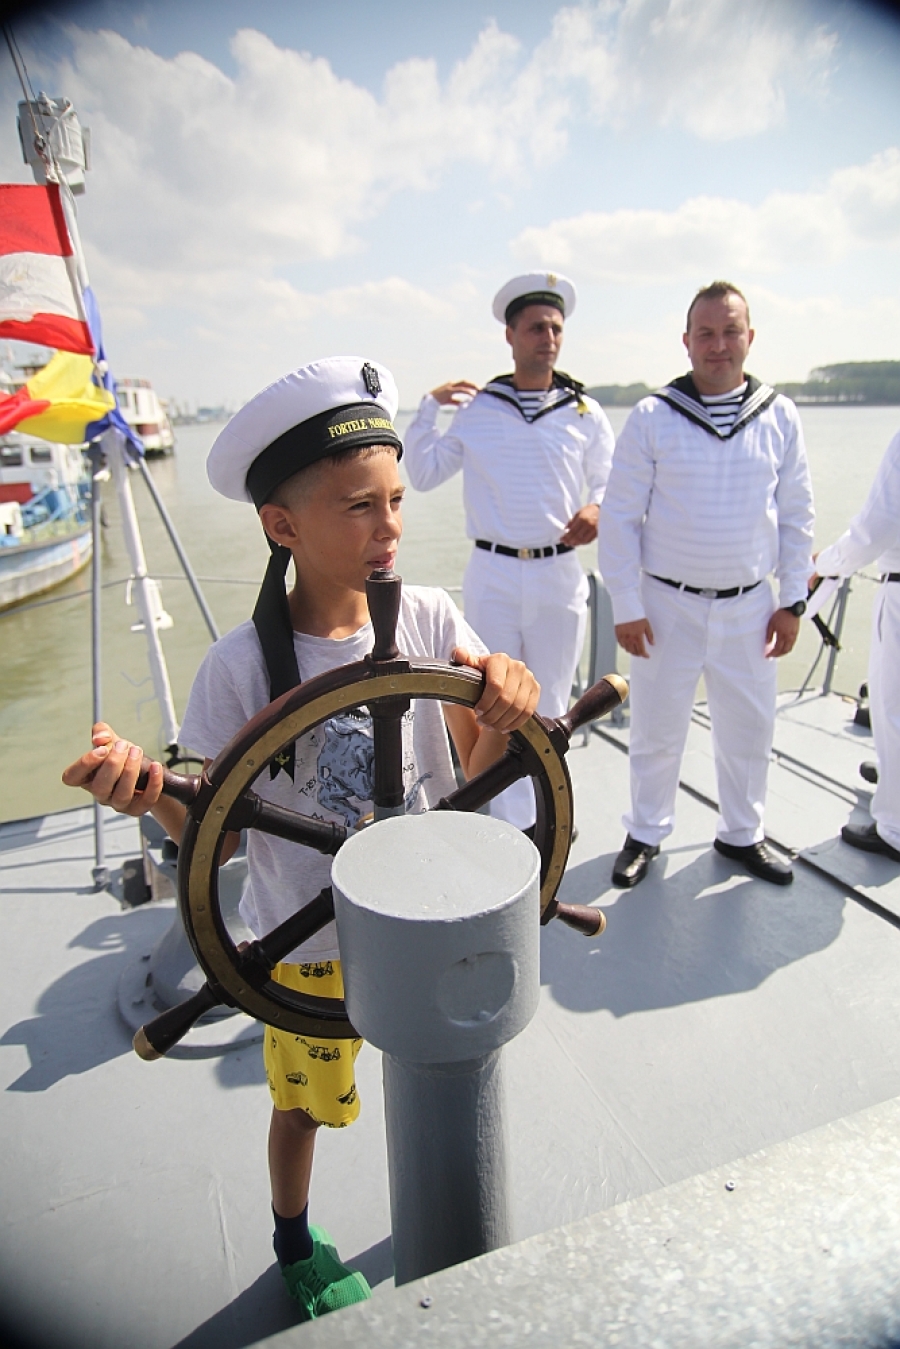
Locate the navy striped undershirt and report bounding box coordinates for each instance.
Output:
[511,386,572,422]
[699,382,747,436]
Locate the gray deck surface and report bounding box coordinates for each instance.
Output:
[2,693,900,1348]
[288,1094,900,1349]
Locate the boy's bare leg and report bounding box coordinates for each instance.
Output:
[269,1106,318,1218]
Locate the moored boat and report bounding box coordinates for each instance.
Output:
[114,376,175,456]
[0,430,92,609]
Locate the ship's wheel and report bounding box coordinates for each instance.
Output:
[134,570,627,1060]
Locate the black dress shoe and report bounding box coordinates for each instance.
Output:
[612,834,659,888]
[841,821,900,862]
[859,761,879,785]
[713,838,793,886]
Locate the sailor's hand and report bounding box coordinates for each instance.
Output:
[809,552,821,590]
[430,380,479,407]
[61,722,164,816]
[560,504,599,547]
[765,609,801,659]
[615,619,654,659]
[451,648,540,732]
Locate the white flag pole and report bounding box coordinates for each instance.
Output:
[104,427,180,750]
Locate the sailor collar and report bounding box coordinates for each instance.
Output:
[480,370,589,422]
[655,373,777,439]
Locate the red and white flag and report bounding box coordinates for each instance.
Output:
[0,183,94,355]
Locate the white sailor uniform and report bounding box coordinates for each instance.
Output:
[405,376,614,827]
[598,377,814,848]
[817,428,900,851]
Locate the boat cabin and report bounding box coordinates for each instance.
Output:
[114,377,175,454]
[0,433,87,497]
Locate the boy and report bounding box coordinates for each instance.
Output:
[62,357,539,1321]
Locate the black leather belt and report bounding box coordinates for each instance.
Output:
[649,574,763,599]
[882,573,900,583]
[475,540,573,560]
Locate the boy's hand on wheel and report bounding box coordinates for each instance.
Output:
[61,721,163,816]
[451,648,540,733]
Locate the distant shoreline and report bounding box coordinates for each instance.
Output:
[405,394,900,413]
[587,388,900,408]
[586,360,900,408]
[402,362,900,413]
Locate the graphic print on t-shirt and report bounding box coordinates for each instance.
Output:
[294,705,431,829]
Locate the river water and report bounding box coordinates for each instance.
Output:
[1,404,897,823]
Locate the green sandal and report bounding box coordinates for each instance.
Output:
[281,1225,371,1320]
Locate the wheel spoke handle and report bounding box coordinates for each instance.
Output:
[543,899,606,937]
[133,981,227,1060]
[135,762,347,855]
[135,761,204,807]
[366,567,402,661]
[554,674,629,744]
[134,888,337,1060]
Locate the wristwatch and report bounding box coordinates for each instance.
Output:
[785,600,807,617]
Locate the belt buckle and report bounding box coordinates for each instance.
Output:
[518,547,534,560]
[699,588,718,598]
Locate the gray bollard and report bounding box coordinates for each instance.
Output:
[331,811,540,1285]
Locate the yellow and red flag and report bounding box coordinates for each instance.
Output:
[0,350,114,442]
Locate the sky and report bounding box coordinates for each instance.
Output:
[1,0,899,409]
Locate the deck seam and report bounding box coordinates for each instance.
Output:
[591,724,900,930]
[541,1016,667,1185]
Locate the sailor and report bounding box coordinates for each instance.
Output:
[404,271,615,829]
[813,427,900,863]
[598,281,815,888]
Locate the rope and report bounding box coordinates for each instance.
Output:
[2,24,57,181]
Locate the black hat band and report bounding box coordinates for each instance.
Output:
[246,401,403,508]
[504,291,566,324]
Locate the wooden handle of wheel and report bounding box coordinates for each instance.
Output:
[135,760,203,804]
[133,981,223,1060]
[551,902,606,937]
[366,568,402,662]
[557,674,628,741]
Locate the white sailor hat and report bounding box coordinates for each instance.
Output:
[492,271,577,325]
[207,356,401,506]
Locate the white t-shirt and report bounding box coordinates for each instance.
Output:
[180,585,487,961]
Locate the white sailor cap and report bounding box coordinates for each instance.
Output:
[207,356,401,506]
[492,271,577,325]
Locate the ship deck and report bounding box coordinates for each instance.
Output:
[2,688,900,1348]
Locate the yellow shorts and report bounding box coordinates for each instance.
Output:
[264,960,363,1128]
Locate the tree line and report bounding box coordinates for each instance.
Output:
[585,361,900,407]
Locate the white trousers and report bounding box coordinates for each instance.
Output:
[463,547,588,829]
[869,581,900,849]
[625,575,777,848]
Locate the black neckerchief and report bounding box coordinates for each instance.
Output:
[655,373,777,439]
[252,539,301,780]
[479,369,589,422]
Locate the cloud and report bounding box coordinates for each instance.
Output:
[2,1,837,280]
[0,2,865,403]
[539,0,836,140]
[39,21,570,276]
[511,147,900,281]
